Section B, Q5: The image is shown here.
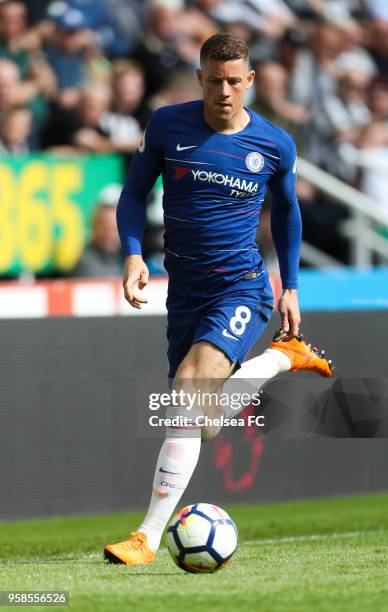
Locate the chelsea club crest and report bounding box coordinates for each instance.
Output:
[245,151,264,173]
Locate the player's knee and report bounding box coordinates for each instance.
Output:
[171,375,197,398]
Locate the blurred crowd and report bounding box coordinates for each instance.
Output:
[0,0,387,276]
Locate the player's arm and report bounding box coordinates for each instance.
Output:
[269,133,302,336]
[116,110,164,309]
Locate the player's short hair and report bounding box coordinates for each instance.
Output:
[200,33,249,65]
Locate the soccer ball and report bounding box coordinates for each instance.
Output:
[166,503,238,573]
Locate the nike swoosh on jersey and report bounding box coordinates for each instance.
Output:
[176,144,197,151]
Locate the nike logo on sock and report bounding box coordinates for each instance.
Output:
[159,467,181,475]
[176,144,197,151]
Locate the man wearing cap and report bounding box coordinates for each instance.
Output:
[44,7,92,108]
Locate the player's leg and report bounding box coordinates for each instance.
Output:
[173,340,234,441]
[104,413,201,565]
[222,330,333,421]
[190,289,274,439]
[134,342,233,548]
[220,346,291,420]
[104,315,233,565]
[103,342,232,564]
[191,288,333,434]
[104,291,333,563]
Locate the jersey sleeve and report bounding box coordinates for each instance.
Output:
[269,132,302,289]
[116,109,164,256]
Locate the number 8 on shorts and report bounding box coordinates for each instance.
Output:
[230,306,251,336]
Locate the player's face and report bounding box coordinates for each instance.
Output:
[197,58,255,124]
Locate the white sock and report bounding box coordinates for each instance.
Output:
[137,429,201,551]
[233,348,291,379]
[222,349,291,419]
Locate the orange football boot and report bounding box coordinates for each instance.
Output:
[268,330,333,378]
[104,532,156,565]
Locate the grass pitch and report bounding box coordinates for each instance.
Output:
[1,493,388,612]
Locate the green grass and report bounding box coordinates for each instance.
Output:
[1,494,388,611]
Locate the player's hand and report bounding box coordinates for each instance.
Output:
[122,255,149,309]
[277,288,301,337]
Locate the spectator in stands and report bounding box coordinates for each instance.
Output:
[0,59,25,111]
[170,4,217,65]
[47,0,134,57]
[42,82,142,154]
[131,0,192,98]
[44,8,93,109]
[223,21,256,47]
[288,0,363,22]
[367,17,388,75]
[277,26,307,75]
[251,61,309,143]
[294,23,359,174]
[192,0,296,39]
[339,81,388,184]
[0,58,50,144]
[320,70,372,144]
[357,121,388,211]
[150,67,202,108]
[0,0,37,76]
[111,60,151,130]
[103,0,144,55]
[296,178,349,262]
[335,19,377,79]
[288,22,343,108]
[0,106,32,153]
[369,76,388,122]
[0,1,56,110]
[71,185,123,278]
[41,81,110,151]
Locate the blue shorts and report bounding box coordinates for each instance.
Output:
[166,272,274,379]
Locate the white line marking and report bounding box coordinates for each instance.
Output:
[5,531,386,565]
[244,530,384,546]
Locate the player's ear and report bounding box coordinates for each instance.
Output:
[246,70,255,90]
[197,68,203,88]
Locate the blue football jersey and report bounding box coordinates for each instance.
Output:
[117,100,301,296]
